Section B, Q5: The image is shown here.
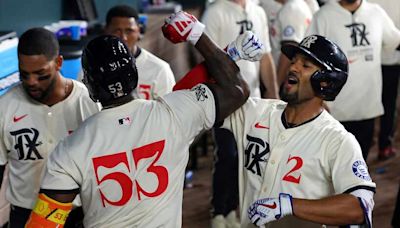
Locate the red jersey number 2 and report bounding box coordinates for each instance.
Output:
[92,140,168,207]
[282,155,303,184]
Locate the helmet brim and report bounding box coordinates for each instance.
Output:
[281,44,332,71]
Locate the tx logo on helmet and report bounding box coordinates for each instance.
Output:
[301,35,318,49]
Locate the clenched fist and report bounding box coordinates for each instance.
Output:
[162,11,205,45]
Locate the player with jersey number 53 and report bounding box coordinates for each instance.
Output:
[173,34,376,228]
[24,11,266,228]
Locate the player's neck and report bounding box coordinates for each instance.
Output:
[101,94,135,109]
[42,75,72,106]
[284,99,324,126]
[339,0,362,12]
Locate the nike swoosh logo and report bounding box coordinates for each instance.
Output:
[13,114,28,123]
[255,122,269,129]
[260,202,277,209]
[348,59,358,64]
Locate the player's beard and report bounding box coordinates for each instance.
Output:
[24,76,57,102]
[281,89,299,105]
[281,84,314,105]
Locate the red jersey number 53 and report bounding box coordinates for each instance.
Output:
[92,140,168,207]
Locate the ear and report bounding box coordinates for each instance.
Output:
[55,55,63,71]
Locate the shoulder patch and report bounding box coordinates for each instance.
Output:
[352,160,371,181]
[283,25,295,37]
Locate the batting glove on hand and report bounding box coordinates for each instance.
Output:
[248,193,293,226]
[162,11,205,45]
[227,31,265,62]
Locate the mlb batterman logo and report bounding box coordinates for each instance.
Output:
[352,160,371,181]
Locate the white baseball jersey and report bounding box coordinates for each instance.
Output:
[41,84,216,227]
[306,0,400,121]
[0,80,99,209]
[304,0,320,14]
[202,0,272,97]
[133,48,176,100]
[221,98,376,227]
[268,0,313,63]
[369,0,400,65]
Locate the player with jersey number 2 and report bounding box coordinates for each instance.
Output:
[174,34,376,227]
[24,11,265,228]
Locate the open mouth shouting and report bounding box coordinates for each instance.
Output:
[284,72,299,91]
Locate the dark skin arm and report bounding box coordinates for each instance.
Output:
[40,189,78,203]
[194,34,250,122]
[293,194,365,225]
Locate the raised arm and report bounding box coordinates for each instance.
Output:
[162,11,254,121]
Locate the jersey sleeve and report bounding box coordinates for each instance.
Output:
[259,7,272,53]
[160,84,216,140]
[0,117,7,165]
[305,12,324,36]
[41,139,80,191]
[379,6,400,52]
[330,133,376,194]
[153,65,176,99]
[278,7,309,43]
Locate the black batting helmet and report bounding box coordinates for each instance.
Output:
[281,35,348,101]
[82,35,138,104]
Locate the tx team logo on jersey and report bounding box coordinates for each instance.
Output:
[244,135,270,176]
[10,128,43,160]
[236,20,253,35]
[345,23,370,47]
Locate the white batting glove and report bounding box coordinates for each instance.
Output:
[161,11,205,45]
[226,31,265,62]
[248,193,293,226]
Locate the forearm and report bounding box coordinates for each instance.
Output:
[293,194,364,225]
[260,53,279,99]
[195,34,242,89]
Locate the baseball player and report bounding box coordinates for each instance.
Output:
[174,35,376,227]
[0,28,99,227]
[368,0,400,160]
[105,5,175,100]
[25,11,265,227]
[267,0,313,86]
[306,0,400,159]
[201,2,278,227]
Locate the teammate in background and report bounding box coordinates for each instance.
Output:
[174,35,376,227]
[265,0,313,87]
[202,0,278,99]
[303,0,320,14]
[367,0,400,160]
[306,0,400,160]
[25,11,265,227]
[0,28,99,227]
[105,5,175,100]
[201,1,278,226]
